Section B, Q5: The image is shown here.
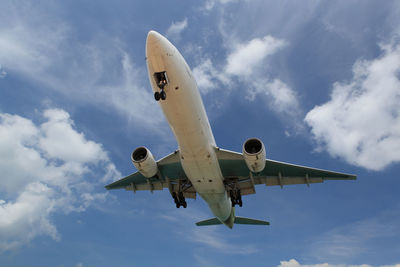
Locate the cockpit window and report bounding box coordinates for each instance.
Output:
[154,71,169,89]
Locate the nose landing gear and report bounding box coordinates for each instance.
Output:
[154,71,168,101]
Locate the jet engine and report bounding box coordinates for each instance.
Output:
[131,147,158,178]
[242,138,266,173]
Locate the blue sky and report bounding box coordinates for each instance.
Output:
[1,0,400,266]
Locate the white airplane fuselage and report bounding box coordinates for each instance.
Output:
[146,31,234,227]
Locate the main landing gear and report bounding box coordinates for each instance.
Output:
[230,189,242,207]
[172,191,187,208]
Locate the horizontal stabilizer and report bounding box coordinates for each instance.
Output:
[234,217,270,225]
[196,217,270,226]
[196,218,222,226]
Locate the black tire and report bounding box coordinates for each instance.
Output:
[238,199,243,207]
[154,91,161,101]
[160,90,166,100]
[176,203,180,208]
[182,202,187,208]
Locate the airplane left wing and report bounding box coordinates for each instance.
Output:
[216,148,356,196]
[105,151,196,199]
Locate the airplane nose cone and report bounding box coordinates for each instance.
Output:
[146,30,177,74]
[146,30,162,45]
[146,30,165,55]
[146,30,174,59]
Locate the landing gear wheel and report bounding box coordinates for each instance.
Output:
[229,189,243,207]
[154,91,161,101]
[182,202,187,208]
[176,202,180,208]
[160,90,166,100]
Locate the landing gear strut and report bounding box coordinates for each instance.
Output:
[230,189,242,207]
[172,191,187,208]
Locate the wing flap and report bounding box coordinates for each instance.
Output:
[258,176,324,186]
[123,181,196,198]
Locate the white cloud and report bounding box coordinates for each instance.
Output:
[0,64,6,78]
[306,206,400,263]
[0,109,120,251]
[38,109,107,163]
[223,36,294,113]
[193,253,219,267]
[97,52,164,130]
[0,182,60,251]
[192,59,219,93]
[277,259,400,267]
[191,34,300,126]
[192,35,287,91]
[247,78,300,117]
[225,35,286,77]
[278,259,344,267]
[166,18,188,41]
[189,227,258,254]
[158,206,258,255]
[305,42,400,170]
[0,2,163,132]
[203,0,238,11]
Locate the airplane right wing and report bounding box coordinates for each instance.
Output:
[216,148,356,196]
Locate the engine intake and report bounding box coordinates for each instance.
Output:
[243,138,266,173]
[131,147,158,178]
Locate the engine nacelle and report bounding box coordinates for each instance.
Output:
[131,147,158,178]
[242,138,266,173]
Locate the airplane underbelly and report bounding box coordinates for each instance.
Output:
[147,37,232,221]
[161,82,224,190]
[167,90,233,220]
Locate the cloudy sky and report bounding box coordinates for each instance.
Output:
[1,0,400,266]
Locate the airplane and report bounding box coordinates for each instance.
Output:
[105,30,356,228]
